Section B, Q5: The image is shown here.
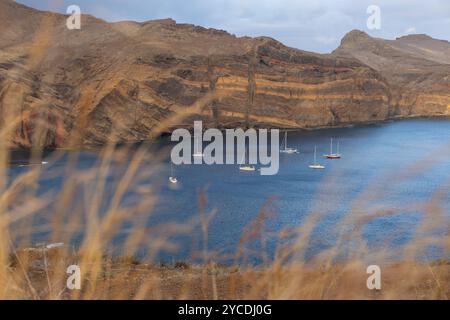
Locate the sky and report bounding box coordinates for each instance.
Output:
[17,0,450,53]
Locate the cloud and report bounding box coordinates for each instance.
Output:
[405,27,417,34]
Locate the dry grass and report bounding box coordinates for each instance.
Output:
[0,119,449,300]
[0,5,449,300]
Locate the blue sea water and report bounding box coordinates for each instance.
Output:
[7,118,450,264]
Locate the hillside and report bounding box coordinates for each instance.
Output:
[0,0,448,147]
[333,30,450,117]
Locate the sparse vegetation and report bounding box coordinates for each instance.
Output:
[0,134,449,300]
[0,0,449,301]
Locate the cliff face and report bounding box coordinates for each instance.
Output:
[333,30,450,118]
[0,0,448,148]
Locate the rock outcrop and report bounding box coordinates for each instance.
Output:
[0,0,448,147]
[333,30,450,118]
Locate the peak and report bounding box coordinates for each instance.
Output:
[344,30,370,39]
[254,36,280,44]
[396,34,433,41]
[142,18,176,26]
[152,18,177,25]
[340,30,372,44]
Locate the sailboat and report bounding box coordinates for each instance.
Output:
[193,135,203,158]
[168,162,178,184]
[18,161,49,168]
[239,145,256,172]
[309,146,325,169]
[323,138,341,159]
[280,131,299,154]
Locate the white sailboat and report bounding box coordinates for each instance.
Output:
[323,138,341,159]
[168,162,178,184]
[193,135,203,158]
[239,146,256,171]
[18,161,49,168]
[280,131,299,154]
[309,146,325,169]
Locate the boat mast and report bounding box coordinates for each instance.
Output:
[246,144,248,165]
[314,146,317,164]
[284,131,288,150]
[240,145,248,166]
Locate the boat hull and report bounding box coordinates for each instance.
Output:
[239,166,256,172]
[280,148,299,154]
[169,177,178,184]
[324,154,341,159]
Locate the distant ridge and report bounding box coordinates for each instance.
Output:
[0,0,449,147]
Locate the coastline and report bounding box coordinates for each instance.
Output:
[13,247,450,299]
[5,115,450,153]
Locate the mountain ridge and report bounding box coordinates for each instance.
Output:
[0,0,449,147]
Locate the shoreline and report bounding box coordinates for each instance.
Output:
[12,247,450,299]
[5,115,450,153]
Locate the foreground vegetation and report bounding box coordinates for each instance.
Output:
[0,138,448,300]
[6,247,450,299]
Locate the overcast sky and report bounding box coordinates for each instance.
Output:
[17,0,450,53]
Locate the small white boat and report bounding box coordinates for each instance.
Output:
[239,165,256,172]
[309,164,325,169]
[169,162,178,184]
[18,161,49,168]
[239,147,256,172]
[309,146,325,169]
[169,176,178,184]
[323,138,341,159]
[280,131,299,154]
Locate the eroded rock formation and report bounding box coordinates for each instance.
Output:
[0,0,448,148]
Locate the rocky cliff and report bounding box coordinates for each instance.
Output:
[0,0,448,148]
[333,30,450,118]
